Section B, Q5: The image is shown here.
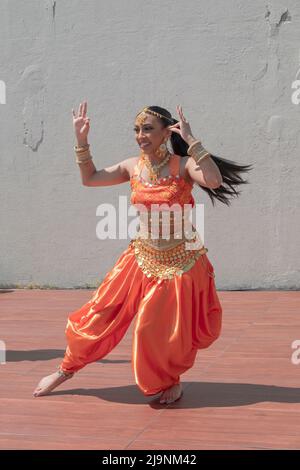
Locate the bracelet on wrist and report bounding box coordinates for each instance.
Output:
[75,144,93,164]
[76,156,93,165]
[187,139,210,164]
[74,143,90,152]
[193,153,210,165]
[75,148,90,158]
[187,139,202,155]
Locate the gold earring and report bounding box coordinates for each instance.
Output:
[160,141,167,151]
[156,139,168,158]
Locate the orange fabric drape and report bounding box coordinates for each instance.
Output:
[60,242,222,396]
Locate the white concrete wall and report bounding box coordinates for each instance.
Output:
[0,0,299,289]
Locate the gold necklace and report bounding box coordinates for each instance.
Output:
[141,150,171,183]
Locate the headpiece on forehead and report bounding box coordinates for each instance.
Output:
[136,107,174,124]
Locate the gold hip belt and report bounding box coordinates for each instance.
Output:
[130,236,208,281]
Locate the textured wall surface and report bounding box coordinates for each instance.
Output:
[0,0,299,289]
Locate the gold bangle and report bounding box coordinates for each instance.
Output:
[75,149,91,159]
[76,155,92,161]
[74,143,90,152]
[75,147,90,154]
[193,149,210,161]
[193,152,210,164]
[187,140,202,155]
[76,153,92,161]
[187,140,210,164]
[76,152,93,164]
[194,147,208,157]
[75,146,91,159]
[76,157,93,165]
[188,141,206,155]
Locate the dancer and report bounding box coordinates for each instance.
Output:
[33,103,253,404]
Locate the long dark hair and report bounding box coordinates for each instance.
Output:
[144,106,254,207]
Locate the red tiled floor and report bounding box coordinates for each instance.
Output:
[0,289,300,449]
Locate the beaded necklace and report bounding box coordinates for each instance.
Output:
[140,150,171,184]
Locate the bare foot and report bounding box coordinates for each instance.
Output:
[33,370,74,397]
[159,383,183,404]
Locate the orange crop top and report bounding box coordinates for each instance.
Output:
[130,154,195,211]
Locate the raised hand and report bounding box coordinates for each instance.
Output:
[72,101,90,146]
[167,105,196,144]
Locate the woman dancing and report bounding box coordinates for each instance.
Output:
[33,102,252,404]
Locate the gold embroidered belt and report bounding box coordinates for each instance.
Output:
[130,235,209,281]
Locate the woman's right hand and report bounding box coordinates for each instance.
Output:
[72,101,90,146]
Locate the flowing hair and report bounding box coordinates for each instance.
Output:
[141,106,254,207]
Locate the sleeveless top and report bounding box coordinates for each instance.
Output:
[129,154,209,281]
[130,154,195,212]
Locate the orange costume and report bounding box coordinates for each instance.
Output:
[59,154,222,396]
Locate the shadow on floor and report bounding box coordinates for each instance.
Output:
[36,381,300,409]
[6,349,129,364]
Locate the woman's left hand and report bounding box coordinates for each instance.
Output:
[167,105,196,144]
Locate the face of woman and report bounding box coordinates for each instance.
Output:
[134,114,171,157]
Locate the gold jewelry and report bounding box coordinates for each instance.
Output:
[76,156,93,165]
[74,143,90,152]
[74,145,93,164]
[130,236,208,281]
[141,150,171,183]
[187,140,201,153]
[74,147,90,156]
[194,152,210,165]
[155,139,169,159]
[135,106,172,162]
[57,366,74,378]
[137,107,174,123]
[187,140,210,165]
[75,149,91,158]
[135,112,148,128]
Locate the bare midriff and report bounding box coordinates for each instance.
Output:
[135,208,203,251]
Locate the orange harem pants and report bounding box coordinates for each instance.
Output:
[60,242,222,396]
